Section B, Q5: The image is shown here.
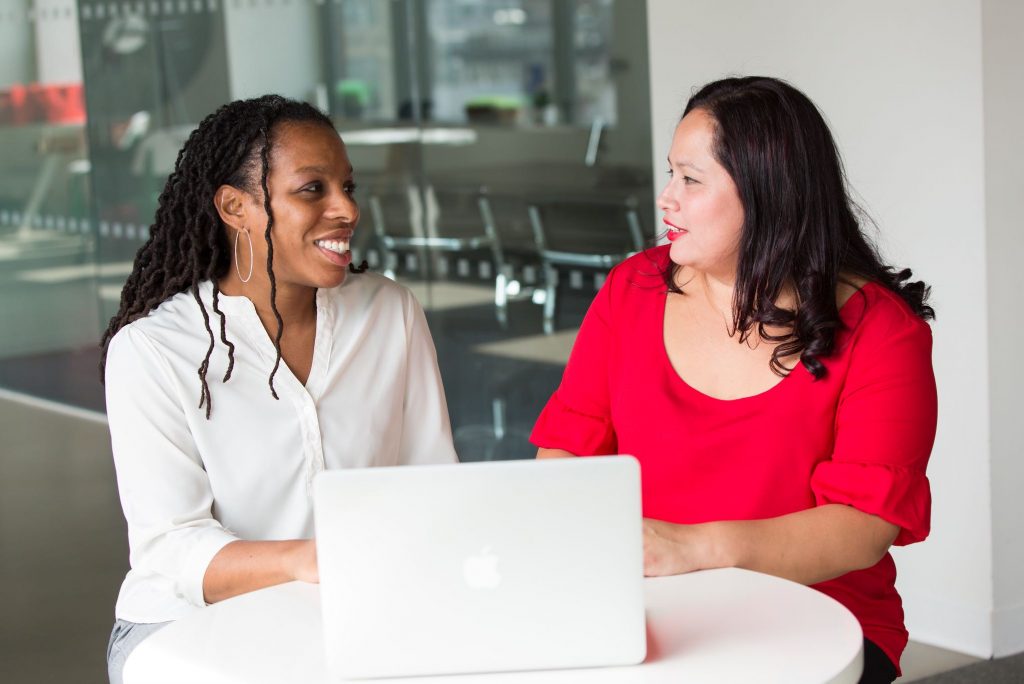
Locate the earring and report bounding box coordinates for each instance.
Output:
[234,227,253,283]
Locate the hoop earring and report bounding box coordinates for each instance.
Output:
[234,228,253,283]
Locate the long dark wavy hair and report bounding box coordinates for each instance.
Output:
[100,94,366,418]
[664,76,933,379]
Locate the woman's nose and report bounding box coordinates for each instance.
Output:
[327,189,359,224]
[656,183,676,212]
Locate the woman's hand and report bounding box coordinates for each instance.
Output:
[289,539,319,584]
[642,518,718,577]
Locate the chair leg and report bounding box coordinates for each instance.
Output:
[495,271,509,329]
[492,398,506,441]
[483,398,507,461]
[543,265,558,335]
[383,251,398,280]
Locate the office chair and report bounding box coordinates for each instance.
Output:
[527,195,645,334]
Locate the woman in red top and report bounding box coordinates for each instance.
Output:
[531,77,937,684]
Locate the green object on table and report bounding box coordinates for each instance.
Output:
[464,95,523,110]
[335,80,370,106]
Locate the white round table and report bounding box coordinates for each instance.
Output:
[123,567,863,684]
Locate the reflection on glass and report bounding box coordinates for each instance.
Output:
[573,0,616,126]
[428,0,554,125]
[330,0,397,121]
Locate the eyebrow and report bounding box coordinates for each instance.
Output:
[667,157,704,173]
[294,165,354,175]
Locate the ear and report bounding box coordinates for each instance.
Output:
[214,184,248,231]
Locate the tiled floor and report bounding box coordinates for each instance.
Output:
[0,396,1000,683]
[900,641,981,681]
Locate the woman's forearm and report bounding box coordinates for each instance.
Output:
[202,539,317,604]
[709,504,898,584]
[536,448,575,459]
[647,504,899,585]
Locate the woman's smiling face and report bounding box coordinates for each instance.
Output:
[657,108,745,281]
[240,121,359,291]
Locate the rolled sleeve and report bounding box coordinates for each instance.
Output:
[105,326,239,608]
[531,391,617,456]
[812,462,931,545]
[811,307,937,546]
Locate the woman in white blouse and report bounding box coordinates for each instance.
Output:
[100,95,457,683]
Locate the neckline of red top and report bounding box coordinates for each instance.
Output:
[657,281,880,404]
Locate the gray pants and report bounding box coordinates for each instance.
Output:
[106,619,170,684]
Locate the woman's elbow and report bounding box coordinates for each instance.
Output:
[854,514,901,570]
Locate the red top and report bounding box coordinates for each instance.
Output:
[530,247,936,673]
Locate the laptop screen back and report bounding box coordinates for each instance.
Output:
[313,456,646,679]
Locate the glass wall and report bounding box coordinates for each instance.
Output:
[0,0,653,460]
[0,0,99,407]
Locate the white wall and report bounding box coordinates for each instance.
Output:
[982,0,1024,659]
[646,0,1012,658]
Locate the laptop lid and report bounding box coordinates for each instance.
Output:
[313,456,646,679]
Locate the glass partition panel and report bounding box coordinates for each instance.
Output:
[0,0,97,405]
[0,0,654,463]
[415,0,653,461]
[78,0,233,326]
[427,0,554,124]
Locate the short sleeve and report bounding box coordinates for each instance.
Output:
[396,291,458,465]
[530,269,618,456]
[811,302,937,546]
[105,326,239,609]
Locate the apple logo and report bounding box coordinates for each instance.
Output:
[463,546,502,589]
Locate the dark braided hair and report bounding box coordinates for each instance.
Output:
[663,76,933,379]
[100,94,368,418]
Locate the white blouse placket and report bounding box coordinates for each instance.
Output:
[236,290,335,498]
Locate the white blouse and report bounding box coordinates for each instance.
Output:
[105,273,457,623]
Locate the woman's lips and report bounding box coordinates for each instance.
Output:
[664,220,687,242]
[316,243,352,267]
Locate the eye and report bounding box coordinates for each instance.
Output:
[683,176,699,185]
[301,181,323,194]
[344,181,357,196]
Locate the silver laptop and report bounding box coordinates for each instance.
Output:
[313,456,646,680]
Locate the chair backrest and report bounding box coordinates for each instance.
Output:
[368,183,500,244]
[528,196,646,257]
[478,192,533,254]
[427,185,491,242]
[366,182,424,240]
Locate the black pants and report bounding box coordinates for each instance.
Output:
[860,638,898,684]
